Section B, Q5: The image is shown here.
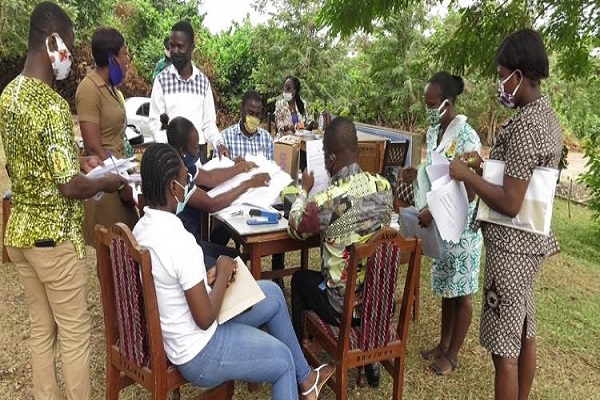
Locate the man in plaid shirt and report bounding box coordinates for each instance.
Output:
[220,90,274,161]
[149,20,228,159]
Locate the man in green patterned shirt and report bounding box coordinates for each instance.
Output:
[0,3,127,399]
[288,117,393,387]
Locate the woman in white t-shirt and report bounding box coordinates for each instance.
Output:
[133,143,334,400]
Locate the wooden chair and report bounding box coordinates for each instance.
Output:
[95,223,234,400]
[301,228,422,400]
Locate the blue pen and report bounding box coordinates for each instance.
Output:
[106,150,120,174]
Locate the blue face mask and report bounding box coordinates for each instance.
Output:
[108,55,123,86]
[183,148,201,170]
[173,180,196,215]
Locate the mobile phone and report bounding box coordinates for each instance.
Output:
[34,238,56,248]
[246,217,278,225]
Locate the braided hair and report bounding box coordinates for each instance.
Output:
[284,76,305,116]
[140,143,183,207]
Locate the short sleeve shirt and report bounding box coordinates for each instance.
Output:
[0,76,85,256]
[483,96,563,255]
[76,71,127,157]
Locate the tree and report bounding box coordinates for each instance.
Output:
[320,0,600,78]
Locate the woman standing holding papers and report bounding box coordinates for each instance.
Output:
[76,27,138,244]
[449,29,563,400]
[133,144,334,400]
[401,72,482,375]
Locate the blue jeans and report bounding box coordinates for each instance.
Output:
[178,281,311,400]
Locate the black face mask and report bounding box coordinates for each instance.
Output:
[171,53,188,71]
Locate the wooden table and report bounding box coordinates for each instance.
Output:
[298,131,388,174]
[212,215,321,280]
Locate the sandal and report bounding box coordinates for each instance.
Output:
[428,355,459,376]
[301,364,335,399]
[420,344,445,361]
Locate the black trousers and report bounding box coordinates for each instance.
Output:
[291,269,359,341]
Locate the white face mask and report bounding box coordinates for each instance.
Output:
[283,92,293,102]
[46,33,73,81]
[173,180,196,215]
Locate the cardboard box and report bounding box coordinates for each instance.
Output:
[274,135,301,179]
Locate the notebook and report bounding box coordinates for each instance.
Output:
[218,257,266,324]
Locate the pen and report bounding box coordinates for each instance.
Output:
[106,150,125,191]
[106,150,120,174]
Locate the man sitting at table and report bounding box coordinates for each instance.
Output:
[216,90,286,287]
[288,117,393,387]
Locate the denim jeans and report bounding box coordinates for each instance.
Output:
[178,281,311,400]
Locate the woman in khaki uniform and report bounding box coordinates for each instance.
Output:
[76,27,138,244]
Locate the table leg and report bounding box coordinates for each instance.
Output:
[300,248,309,270]
[250,243,262,279]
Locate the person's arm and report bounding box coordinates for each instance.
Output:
[450,161,529,218]
[79,122,108,160]
[202,85,228,158]
[58,174,127,200]
[265,132,274,160]
[184,256,236,329]
[195,160,258,189]
[288,170,337,239]
[149,78,168,143]
[187,173,270,213]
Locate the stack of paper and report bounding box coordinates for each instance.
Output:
[425,152,469,243]
[85,156,137,178]
[205,155,293,208]
[398,207,444,259]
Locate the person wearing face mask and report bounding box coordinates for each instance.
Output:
[449,30,562,400]
[275,75,316,135]
[152,36,172,81]
[0,3,129,399]
[76,27,139,245]
[162,114,270,267]
[149,20,229,160]
[399,72,483,376]
[288,117,393,388]
[133,143,334,400]
[217,90,288,287]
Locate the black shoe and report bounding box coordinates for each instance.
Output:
[364,363,380,387]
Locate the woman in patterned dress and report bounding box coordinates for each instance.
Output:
[449,29,563,399]
[274,76,315,135]
[401,72,483,375]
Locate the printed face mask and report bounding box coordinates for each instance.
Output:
[108,55,123,86]
[173,179,196,215]
[46,33,72,80]
[244,115,260,134]
[426,99,449,126]
[498,70,522,109]
[283,92,293,102]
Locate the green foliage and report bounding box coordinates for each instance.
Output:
[578,123,600,221]
[321,0,600,79]
[114,0,204,81]
[201,20,259,113]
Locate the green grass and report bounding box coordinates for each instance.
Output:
[0,198,598,399]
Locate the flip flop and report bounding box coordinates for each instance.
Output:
[428,355,459,376]
[301,364,335,399]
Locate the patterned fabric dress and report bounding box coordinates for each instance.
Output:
[426,115,483,298]
[479,96,563,358]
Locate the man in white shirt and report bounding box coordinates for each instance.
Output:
[149,20,229,160]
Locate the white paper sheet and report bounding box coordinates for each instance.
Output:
[305,139,329,198]
[477,160,558,235]
[200,156,235,171]
[206,158,292,208]
[85,156,137,178]
[426,180,469,243]
[397,207,444,259]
